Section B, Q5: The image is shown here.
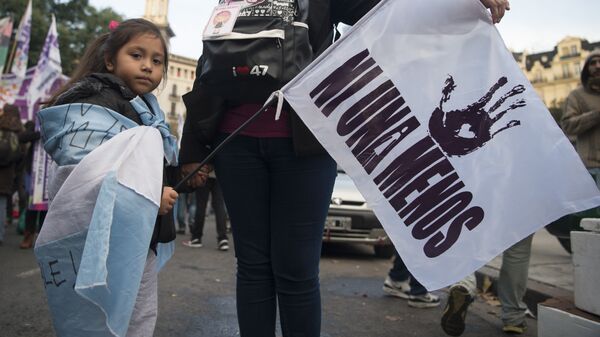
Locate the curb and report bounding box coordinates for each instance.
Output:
[475,265,573,316]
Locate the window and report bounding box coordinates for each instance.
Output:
[171,102,176,115]
[191,71,195,79]
[562,64,571,78]
[562,47,569,56]
[177,68,181,77]
[172,84,177,96]
[184,69,188,78]
[570,45,578,55]
[574,62,581,76]
[169,66,174,75]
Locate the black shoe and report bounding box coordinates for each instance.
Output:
[441,285,474,336]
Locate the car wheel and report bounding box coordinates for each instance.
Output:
[374,245,395,258]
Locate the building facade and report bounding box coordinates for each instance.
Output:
[144,0,196,140]
[514,36,600,112]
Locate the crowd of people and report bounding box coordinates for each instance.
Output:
[1,0,599,336]
[0,104,42,249]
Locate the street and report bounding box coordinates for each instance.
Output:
[0,215,537,337]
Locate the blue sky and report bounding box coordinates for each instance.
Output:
[89,0,600,59]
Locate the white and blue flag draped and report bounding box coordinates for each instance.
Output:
[34,94,177,337]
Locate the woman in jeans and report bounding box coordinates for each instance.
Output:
[180,1,511,336]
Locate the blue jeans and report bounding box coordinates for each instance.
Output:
[214,134,337,337]
[389,250,427,295]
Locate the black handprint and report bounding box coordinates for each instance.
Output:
[428,75,526,157]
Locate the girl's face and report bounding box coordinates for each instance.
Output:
[106,33,165,96]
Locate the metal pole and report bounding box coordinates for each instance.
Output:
[174,97,275,192]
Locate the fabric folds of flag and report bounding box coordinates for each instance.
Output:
[279,0,600,289]
[34,98,175,336]
[27,15,62,119]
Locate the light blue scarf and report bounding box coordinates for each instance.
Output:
[39,93,178,167]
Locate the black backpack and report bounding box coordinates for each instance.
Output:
[0,129,21,166]
[198,0,313,103]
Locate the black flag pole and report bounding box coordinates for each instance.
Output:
[174,96,276,192]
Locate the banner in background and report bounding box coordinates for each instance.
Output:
[10,0,32,79]
[27,15,62,119]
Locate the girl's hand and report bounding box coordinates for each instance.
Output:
[181,163,212,188]
[159,186,179,215]
[480,0,510,24]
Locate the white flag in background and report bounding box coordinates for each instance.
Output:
[10,0,32,79]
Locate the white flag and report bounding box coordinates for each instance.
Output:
[281,0,600,289]
[27,15,62,119]
[10,0,32,78]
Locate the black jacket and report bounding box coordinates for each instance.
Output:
[180,0,380,163]
[54,73,177,250]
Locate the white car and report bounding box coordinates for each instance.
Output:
[323,169,394,258]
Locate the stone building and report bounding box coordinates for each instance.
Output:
[514,36,600,113]
[144,0,197,140]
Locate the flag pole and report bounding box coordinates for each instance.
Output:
[174,95,276,192]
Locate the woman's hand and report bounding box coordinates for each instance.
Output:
[181,163,213,188]
[480,0,510,24]
[159,186,179,215]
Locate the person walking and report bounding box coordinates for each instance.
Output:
[441,235,534,335]
[0,104,24,245]
[383,250,440,308]
[17,120,42,249]
[182,174,229,251]
[562,49,600,186]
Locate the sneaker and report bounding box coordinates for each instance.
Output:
[441,285,474,336]
[382,275,411,299]
[218,239,229,251]
[182,238,202,248]
[408,292,441,308]
[502,322,527,334]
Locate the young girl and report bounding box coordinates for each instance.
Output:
[35,19,178,337]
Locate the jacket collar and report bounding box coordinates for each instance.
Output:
[54,73,136,105]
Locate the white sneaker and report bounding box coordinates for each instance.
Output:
[218,239,229,251]
[408,292,441,308]
[182,238,202,248]
[382,275,411,299]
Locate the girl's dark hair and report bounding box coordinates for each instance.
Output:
[48,18,169,104]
